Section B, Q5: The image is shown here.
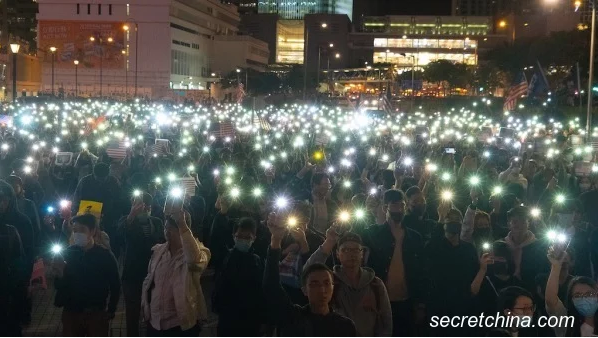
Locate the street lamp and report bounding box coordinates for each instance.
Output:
[74,60,79,97]
[304,22,328,100]
[122,49,128,99]
[50,46,57,96]
[90,34,113,97]
[317,42,334,85]
[236,68,241,85]
[584,0,596,139]
[9,43,19,103]
[123,22,139,97]
[400,52,416,110]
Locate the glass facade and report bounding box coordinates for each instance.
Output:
[363,16,491,36]
[258,0,353,20]
[373,38,478,66]
[276,20,304,64]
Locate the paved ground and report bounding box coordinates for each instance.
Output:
[23,259,219,337]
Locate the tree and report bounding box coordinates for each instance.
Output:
[424,60,473,95]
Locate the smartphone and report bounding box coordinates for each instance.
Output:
[164,188,186,215]
[445,148,456,154]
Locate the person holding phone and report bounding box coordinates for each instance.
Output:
[499,157,528,191]
[118,192,164,337]
[141,201,211,336]
[52,214,120,336]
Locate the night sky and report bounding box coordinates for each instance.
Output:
[359,0,452,16]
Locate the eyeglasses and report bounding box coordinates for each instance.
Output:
[573,292,598,298]
[512,305,536,313]
[340,247,364,254]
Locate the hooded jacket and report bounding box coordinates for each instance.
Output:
[0,181,34,263]
[504,231,549,291]
[305,246,392,336]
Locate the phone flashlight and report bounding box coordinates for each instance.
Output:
[287,217,298,228]
[253,187,263,198]
[47,206,55,214]
[338,211,351,223]
[441,172,451,181]
[404,157,414,166]
[547,230,568,243]
[51,244,63,255]
[441,190,453,201]
[133,190,141,197]
[555,194,566,204]
[155,177,162,185]
[275,197,289,209]
[530,208,541,218]
[426,163,438,172]
[23,166,32,174]
[230,187,241,199]
[493,186,503,195]
[354,209,365,220]
[469,176,480,185]
[59,200,70,209]
[482,242,491,251]
[169,187,184,198]
[213,169,220,176]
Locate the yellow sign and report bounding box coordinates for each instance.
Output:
[78,200,103,224]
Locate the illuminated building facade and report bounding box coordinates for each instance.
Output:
[258,0,353,21]
[351,16,504,68]
[276,20,304,64]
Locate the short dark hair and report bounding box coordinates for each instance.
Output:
[496,286,534,314]
[311,172,330,187]
[233,217,257,235]
[71,213,97,231]
[93,163,110,179]
[405,186,422,199]
[383,189,405,205]
[5,175,23,188]
[338,232,362,248]
[301,263,333,287]
[507,206,529,221]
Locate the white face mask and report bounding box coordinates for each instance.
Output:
[73,233,89,247]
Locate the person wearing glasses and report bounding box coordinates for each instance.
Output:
[492,286,555,337]
[263,216,357,336]
[303,229,392,336]
[546,248,598,336]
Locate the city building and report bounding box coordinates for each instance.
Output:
[36,0,268,98]
[211,35,269,73]
[1,0,38,53]
[452,0,510,16]
[222,0,258,15]
[350,15,505,69]
[257,0,354,21]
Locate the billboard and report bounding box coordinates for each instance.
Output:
[39,21,126,69]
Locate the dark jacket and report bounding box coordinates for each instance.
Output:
[361,222,427,302]
[0,224,26,327]
[518,240,550,293]
[118,215,164,283]
[73,174,122,229]
[16,196,41,247]
[425,237,479,315]
[54,244,121,313]
[263,248,357,337]
[212,248,266,324]
[0,181,34,264]
[402,213,437,243]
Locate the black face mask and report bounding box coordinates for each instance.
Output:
[387,211,404,224]
[445,222,462,235]
[490,261,510,276]
[411,205,426,217]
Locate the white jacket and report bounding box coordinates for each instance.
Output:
[141,229,211,331]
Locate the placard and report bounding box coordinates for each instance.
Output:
[574,161,593,177]
[77,200,103,225]
[55,152,73,166]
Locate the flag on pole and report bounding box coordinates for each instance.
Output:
[380,85,393,114]
[236,83,246,104]
[253,114,272,131]
[504,72,528,112]
[527,61,550,98]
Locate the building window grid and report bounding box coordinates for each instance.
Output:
[87,4,91,14]
[109,4,112,15]
[76,3,80,14]
[98,4,102,15]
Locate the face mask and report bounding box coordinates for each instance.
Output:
[580,183,592,191]
[445,222,461,235]
[515,315,533,327]
[234,238,253,253]
[387,211,404,224]
[136,211,149,223]
[411,205,426,217]
[73,233,89,247]
[573,297,598,317]
[511,167,521,175]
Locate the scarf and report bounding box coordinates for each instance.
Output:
[504,231,536,278]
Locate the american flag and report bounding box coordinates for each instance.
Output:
[380,87,393,114]
[236,83,246,104]
[146,143,167,157]
[0,115,13,126]
[253,114,271,131]
[504,72,528,112]
[213,121,235,139]
[106,140,128,160]
[178,177,197,197]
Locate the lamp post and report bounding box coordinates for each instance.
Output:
[122,50,128,99]
[74,60,79,97]
[304,22,328,100]
[9,43,19,103]
[236,68,241,86]
[123,22,139,97]
[317,43,333,85]
[586,1,596,139]
[90,35,113,97]
[50,46,57,96]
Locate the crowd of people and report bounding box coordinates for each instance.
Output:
[0,100,597,337]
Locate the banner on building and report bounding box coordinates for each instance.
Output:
[39,21,126,69]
